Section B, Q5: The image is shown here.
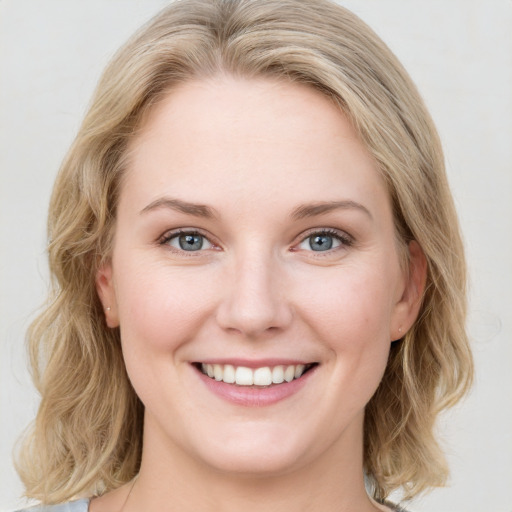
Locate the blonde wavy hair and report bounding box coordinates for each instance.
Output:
[17,0,473,504]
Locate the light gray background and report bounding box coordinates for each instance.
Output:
[1,1,511,511]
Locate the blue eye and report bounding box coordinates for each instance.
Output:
[298,231,349,252]
[308,234,338,251]
[165,232,213,252]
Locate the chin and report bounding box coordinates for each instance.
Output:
[189,425,311,476]
[201,449,305,477]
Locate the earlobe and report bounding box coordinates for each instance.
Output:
[95,261,120,328]
[391,240,427,340]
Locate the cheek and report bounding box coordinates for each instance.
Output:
[113,258,217,355]
[294,265,395,400]
[295,264,396,344]
[111,258,221,410]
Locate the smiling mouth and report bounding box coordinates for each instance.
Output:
[194,362,318,387]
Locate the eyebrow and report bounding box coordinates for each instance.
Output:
[291,200,372,220]
[140,197,218,218]
[140,197,371,221]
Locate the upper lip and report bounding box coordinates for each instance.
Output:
[193,358,317,368]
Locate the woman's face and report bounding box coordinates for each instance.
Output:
[97,76,424,476]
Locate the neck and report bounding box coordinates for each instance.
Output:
[121,412,380,512]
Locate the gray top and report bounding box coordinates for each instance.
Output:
[15,499,89,512]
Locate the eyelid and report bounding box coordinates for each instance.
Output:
[157,226,353,254]
[158,228,219,252]
[293,227,354,252]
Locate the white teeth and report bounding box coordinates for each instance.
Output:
[223,364,235,384]
[199,363,312,386]
[272,365,284,384]
[284,365,295,382]
[294,364,305,379]
[253,367,272,386]
[213,364,223,381]
[235,366,254,386]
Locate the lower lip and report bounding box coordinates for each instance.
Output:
[194,366,317,407]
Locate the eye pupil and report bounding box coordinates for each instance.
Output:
[179,234,203,251]
[309,234,333,251]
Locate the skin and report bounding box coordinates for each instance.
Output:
[94,75,426,512]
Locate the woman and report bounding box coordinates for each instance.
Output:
[14,1,473,511]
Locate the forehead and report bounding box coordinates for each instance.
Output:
[122,75,390,218]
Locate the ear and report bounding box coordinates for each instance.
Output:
[391,240,427,341]
[96,261,120,328]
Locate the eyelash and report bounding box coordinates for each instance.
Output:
[158,229,216,255]
[294,228,354,253]
[158,228,353,254]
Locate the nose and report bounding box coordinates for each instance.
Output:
[215,252,293,338]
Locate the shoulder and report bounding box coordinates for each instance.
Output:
[14,499,90,512]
